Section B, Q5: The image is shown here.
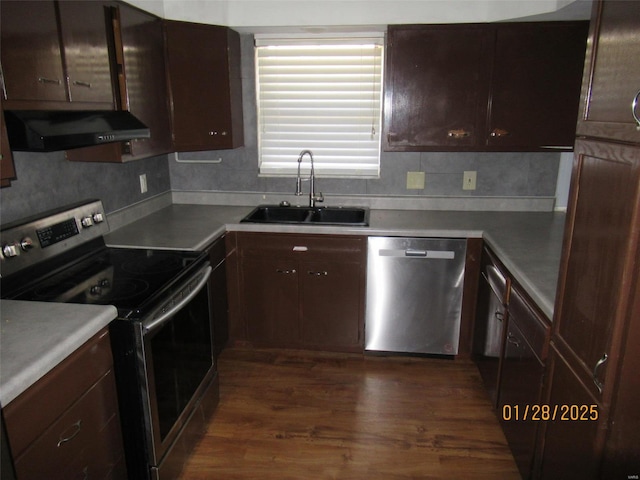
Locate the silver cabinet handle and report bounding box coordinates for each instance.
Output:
[307,270,328,276]
[72,80,92,88]
[276,269,296,274]
[38,77,61,85]
[506,332,520,347]
[632,89,640,129]
[57,420,82,447]
[593,353,608,393]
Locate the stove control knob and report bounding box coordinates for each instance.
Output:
[81,216,94,228]
[90,285,102,296]
[2,243,19,258]
[20,237,34,251]
[93,213,105,223]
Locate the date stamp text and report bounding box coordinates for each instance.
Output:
[502,404,599,421]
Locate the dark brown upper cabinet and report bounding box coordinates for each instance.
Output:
[0,0,115,111]
[164,21,244,152]
[383,22,588,152]
[384,25,493,150]
[66,2,172,163]
[576,0,640,145]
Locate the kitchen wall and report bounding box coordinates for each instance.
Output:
[169,34,562,205]
[0,152,171,225]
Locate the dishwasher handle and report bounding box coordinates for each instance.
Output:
[379,248,455,259]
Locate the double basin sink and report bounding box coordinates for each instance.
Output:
[241,205,369,227]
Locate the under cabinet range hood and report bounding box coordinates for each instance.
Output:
[3,110,151,152]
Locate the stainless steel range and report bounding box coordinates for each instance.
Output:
[0,200,219,479]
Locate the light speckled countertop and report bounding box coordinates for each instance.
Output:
[0,203,565,407]
[0,300,117,406]
[105,204,566,319]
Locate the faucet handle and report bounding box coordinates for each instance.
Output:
[314,192,324,203]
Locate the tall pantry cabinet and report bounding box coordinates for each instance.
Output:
[539,1,640,479]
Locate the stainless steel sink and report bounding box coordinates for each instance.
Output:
[241,205,369,226]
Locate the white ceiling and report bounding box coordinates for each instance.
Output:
[127,0,592,32]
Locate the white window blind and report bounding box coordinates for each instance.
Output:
[255,35,384,178]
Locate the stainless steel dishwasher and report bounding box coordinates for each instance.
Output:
[365,237,467,355]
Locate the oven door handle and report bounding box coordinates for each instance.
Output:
[143,265,212,334]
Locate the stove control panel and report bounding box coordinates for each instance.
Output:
[0,200,110,278]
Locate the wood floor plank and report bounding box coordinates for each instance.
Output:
[179,348,520,479]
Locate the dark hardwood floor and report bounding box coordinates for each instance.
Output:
[179,348,520,479]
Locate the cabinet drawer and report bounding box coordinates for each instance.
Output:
[238,233,365,262]
[13,369,122,479]
[3,328,113,458]
[508,287,550,362]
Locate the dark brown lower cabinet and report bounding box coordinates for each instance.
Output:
[499,321,544,479]
[539,347,603,480]
[230,233,365,352]
[499,285,550,480]
[3,328,126,479]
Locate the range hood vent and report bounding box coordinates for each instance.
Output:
[3,110,151,152]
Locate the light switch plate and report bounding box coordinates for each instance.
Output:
[463,171,477,190]
[139,173,148,194]
[407,171,425,190]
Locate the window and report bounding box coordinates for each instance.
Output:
[255,34,384,178]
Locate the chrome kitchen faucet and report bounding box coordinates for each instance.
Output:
[295,150,324,207]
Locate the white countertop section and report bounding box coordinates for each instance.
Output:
[0,300,117,406]
[106,204,565,319]
[105,204,250,251]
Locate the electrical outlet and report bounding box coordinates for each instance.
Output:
[406,171,425,190]
[139,173,148,194]
[463,171,477,190]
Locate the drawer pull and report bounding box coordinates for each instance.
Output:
[57,420,82,447]
[308,270,328,276]
[72,80,92,88]
[38,77,61,85]
[592,353,608,394]
[276,269,296,275]
[293,246,308,252]
[506,332,520,347]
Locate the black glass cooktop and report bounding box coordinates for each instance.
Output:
[7,247,207,319]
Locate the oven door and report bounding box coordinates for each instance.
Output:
[141,264,214,471]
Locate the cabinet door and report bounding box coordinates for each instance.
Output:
[241,258,299,345]
[499,320,543,479]
[499,314,546,479]
[0,0,67,104]
[1,103,16,187]
[576,0,640,144]
[57,1,115,107]
[488,22,588,150]
[553,139,640,401]
[165,21,244,152]
[383,25,492,151]
[65,3,172,163]
[299,260,362,350]
[540,348,603,480]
